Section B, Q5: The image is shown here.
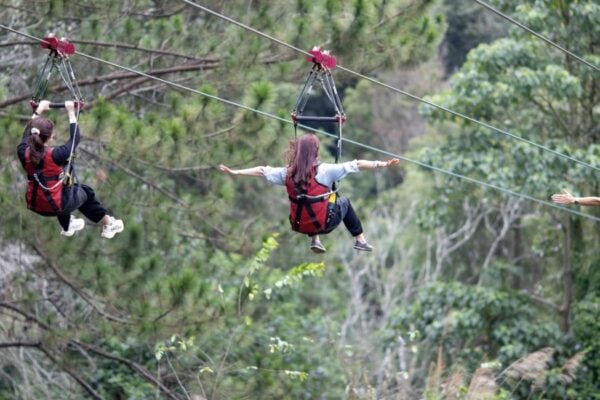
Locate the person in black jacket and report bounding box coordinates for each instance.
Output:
[17,100,124,238]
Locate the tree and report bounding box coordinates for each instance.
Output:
[0,1,446,398]
[417,0,599,396]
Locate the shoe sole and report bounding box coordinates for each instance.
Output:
[310,246,327,254]
[353,245,373,252]
[102,223,124,239]
[61,223,85,237]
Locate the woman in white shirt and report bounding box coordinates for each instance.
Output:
[220,133,399,253]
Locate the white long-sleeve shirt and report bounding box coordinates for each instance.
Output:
[263,160,360,189]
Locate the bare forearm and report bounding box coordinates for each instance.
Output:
[357,160,394,171]
[68,110,77,124]
[229,166,266,177]
[575,197,600,206]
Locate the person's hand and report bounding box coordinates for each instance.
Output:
[386,158,400,167]
[65,101,75,112]
[219,164,236,175]
[36,100,51,114]
[551,189,576,205]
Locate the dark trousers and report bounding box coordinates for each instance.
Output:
[323,197,363,237]
[57,184,107,230]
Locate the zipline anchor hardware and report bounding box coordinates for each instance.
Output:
[292,47,346,127]
[291,46,346,163]
[30,33,84,111]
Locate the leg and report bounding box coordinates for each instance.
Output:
[77,184,124,238]
[309,234,326,253]
[57,214,71,231]
[65,184,123,238]
[337,198,373,251]
[77,185,107,223]
[337,198,363,237]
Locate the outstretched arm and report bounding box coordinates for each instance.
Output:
[219,165,266,177]
[357,158,400,171]
[551,189,600,207]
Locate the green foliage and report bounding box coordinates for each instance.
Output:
[3,0,598,398]
[394,282,563,369]
[572,294,600,397]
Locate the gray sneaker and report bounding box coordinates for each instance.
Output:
[353,240,373,252]
[310,239,327,253]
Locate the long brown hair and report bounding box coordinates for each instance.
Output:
[26,117,54,165]
[286,133,320,192]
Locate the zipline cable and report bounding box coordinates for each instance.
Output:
[178,0,600,174]
[1,24,599,223]
[473,0,600,73]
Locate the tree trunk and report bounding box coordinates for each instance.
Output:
[560,217,573,333]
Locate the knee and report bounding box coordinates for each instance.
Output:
[81,184,96,198]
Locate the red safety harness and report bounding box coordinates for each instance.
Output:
[24,148,65,215]
[286,166,337,234]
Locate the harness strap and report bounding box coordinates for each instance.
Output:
[40,181,61,214]
[27,174,63,181]
[292,200,304,231]
[290,198,323,231]
[30,157,61,214]
[289,194,331,203]
[303,203,322,231]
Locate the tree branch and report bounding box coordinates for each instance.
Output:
[0,341,41,348]
[80,148,187,205]
[74,341,181,400]
[0,302,51,331]
[0,40,202,60]
[133,157,212,173]
[37,344,102,400]
[30,241,130,324]
[526,293,561,313]
[0,61,220,109]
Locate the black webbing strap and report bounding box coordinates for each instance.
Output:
[303,203,322,231]
[291,201,304,231]
[31,159,61,214]
[289,195,326,231]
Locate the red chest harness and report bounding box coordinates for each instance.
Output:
[24,148,65,215]
[285,167,337,234]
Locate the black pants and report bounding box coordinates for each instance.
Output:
[57,184,107,231]
[323,197,363,237]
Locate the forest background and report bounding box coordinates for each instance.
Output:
[0,0,598,399]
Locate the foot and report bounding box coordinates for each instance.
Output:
[101,216,124,239]
[353,240,373,252]
[310,238,327,253]
[60,216,85,237]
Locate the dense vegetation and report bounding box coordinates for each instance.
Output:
[0,0,598,399]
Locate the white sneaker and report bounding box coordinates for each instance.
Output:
[60,216,85,237]
[101,216,124,239]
